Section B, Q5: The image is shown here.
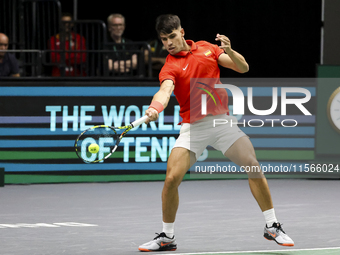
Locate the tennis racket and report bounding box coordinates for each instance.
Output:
[74,115,149,163]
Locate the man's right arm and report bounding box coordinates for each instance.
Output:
[145,79,174,123]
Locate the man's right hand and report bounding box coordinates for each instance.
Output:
[145,108,159,124]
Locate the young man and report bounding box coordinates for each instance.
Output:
[139,14,294,252]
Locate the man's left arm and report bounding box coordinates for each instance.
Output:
[216,34,249,73]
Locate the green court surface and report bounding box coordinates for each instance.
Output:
[157,247,340,255]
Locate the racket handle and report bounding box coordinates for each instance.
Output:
[131,115,149,128]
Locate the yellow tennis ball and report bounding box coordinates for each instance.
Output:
[88,143,100,154]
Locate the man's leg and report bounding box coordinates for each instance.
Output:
[163,147,196,223]
[224,136,272,211]
[224,136,294,246]
[138,147,196,252]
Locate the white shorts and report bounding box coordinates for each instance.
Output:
[173,114,247,160]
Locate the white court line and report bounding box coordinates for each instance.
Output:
[155,246,340,255]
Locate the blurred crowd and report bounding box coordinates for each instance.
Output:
[1,11,168,78]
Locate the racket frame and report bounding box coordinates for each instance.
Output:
[74,115,149,163]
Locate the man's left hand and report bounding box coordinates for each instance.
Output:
[215,34,232,54]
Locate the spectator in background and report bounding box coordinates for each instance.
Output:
[0,33,20,77]
[49,13,86,77]
[106,13,138,74]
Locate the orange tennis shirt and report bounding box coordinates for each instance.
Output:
[159,40,229,123]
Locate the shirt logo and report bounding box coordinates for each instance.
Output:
[204,50,212,57]
[182,64,189,71]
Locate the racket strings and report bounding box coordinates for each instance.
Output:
[75,126,119,163]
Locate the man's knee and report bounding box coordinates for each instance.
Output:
[241,156,259,169]
[242,157,264,178]
[164,170,184,189]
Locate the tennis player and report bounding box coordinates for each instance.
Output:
[139,14,294,252]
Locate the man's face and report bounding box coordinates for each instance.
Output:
[61,16,73,33]
[108,17,125,39]
[159,27,185,55]
[0,34,9,58]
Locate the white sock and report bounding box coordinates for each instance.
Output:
[162,221,174,238]
[263,208,278,227]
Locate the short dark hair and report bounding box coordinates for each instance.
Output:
[155,14,181,35]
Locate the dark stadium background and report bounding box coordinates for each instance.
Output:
[59,0,322,78]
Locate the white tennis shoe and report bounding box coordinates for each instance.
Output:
[139,232,177,252]
[264,222,294,246]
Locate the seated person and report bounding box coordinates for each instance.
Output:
[0,33,20,77]
[106,13,138,74]
[49,13,86,77]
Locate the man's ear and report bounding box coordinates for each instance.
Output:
[180,27,185,37]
